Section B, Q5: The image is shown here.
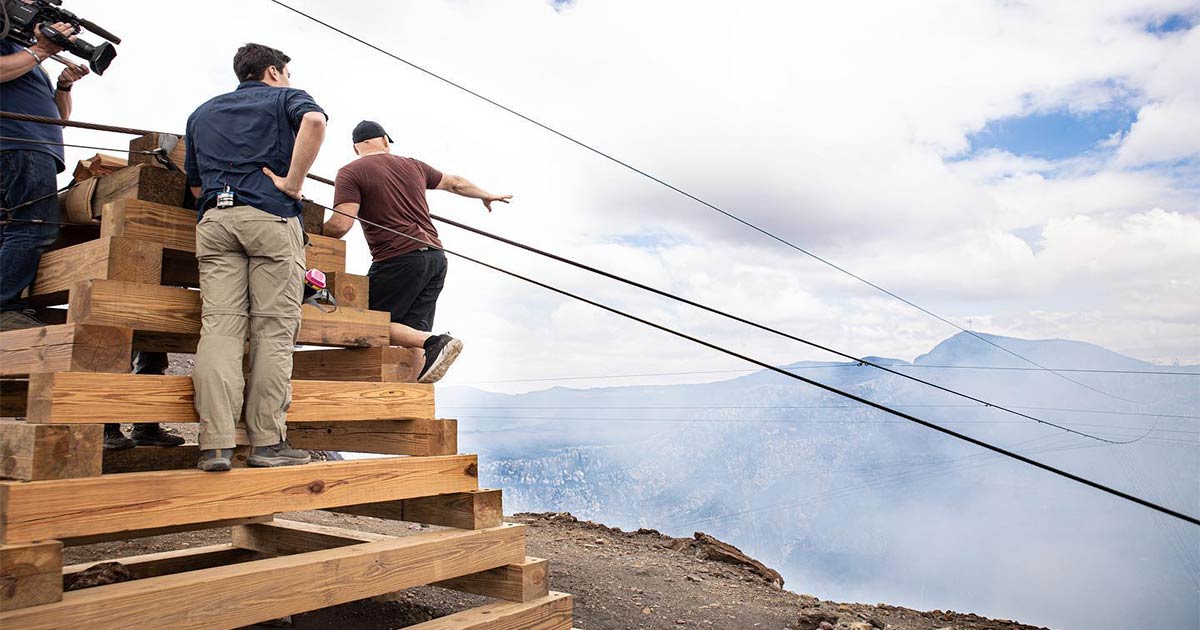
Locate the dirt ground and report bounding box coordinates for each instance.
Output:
[64,510,1049,630]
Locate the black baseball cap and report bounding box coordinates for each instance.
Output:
[352,120,393,144]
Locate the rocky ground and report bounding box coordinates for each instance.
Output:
[64,510,1049,630]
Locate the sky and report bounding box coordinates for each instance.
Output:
[51,0,1200,395]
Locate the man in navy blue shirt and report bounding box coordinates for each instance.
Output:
[0,21,88,331]
[185,43,327,472]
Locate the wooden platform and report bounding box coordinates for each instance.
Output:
[0,155,573,628]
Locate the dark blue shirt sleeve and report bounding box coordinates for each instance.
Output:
[284,89,326,130]
[183,114,201,187]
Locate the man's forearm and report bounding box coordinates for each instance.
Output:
[284,115,326,192]
[448,177,494,200]
[54,90,71,120]
[0,50,40,83]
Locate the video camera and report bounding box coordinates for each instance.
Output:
[1,0,120,74]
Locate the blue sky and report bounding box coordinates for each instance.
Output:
[967,108,1137,160]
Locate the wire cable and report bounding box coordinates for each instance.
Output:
[265,0,1152,405]
[311,200,1199,526]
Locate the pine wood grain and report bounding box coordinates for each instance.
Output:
[0,524,526,629]
[283,418,456,456]
[0,540,62,611]
[0,323,132,377]
[0,420,102,481]
[25,372,433,424]
[406,592,572,630]
[0,455,478,543]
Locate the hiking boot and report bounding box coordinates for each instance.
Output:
[131,423,185,447]
[103,424,135,450]
[247,441,311,467]
[197,449,234,472]
[418,334,464,384]
[0,309,45,331]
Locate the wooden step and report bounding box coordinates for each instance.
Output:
[25,372,433,423]
[331,488,503,530]
[0,420,101,480]
[0,523,526,629]
[407,592,572,630]
[0,454,478,543]
[102,199,343,271]
[0,323,132,377]
[69,279,388,350]
[293,346,423,382]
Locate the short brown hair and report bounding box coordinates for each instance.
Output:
[233,43,290,82]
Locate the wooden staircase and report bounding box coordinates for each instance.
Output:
[0,142,573,629]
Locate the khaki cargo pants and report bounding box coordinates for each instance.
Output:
[192,205,305,450]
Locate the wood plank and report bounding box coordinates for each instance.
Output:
[128,133,187,172]
[0,540,62,611]
[27,237,162,305]
[432,557,549,603]
[0,381,27,417]
[25,372,433,424]
[332,489,502,530]
[60,516,273,548]
[293,346,422,382]
[103,445,250,474]
[68,279,389,348]
[406,592,572,630]
[0,421,102,480]
[231,519,389,555]
[324,271,368,309]
[92,164,186,216]
[63,544,266,583]
[0,455,478,543]
[284,418,456,456]
[0,324,133,377]
[99,199,346,271]
[0,524,526,630]
[301,199,325,236]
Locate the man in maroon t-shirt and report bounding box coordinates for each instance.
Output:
[325,121,511,383]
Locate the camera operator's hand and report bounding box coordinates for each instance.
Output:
[57,63,89,89]
[31,22,76,59]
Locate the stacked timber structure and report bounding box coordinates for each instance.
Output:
[0,134,573,629]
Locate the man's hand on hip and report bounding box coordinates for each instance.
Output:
[262,167,303,200]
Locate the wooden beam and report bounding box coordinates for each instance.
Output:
[128,134,187,172]
[301,199,325,236]
[231,519,388,555]
[433,557,549,603]
[68,279,388,348]
[60,516,273,548]
[25,372,433,424]
[0,455,479,543]
[406,592,572,630]
[92,164,186,217]
[27,236,162,306]
[292,346,422,382]
[0,540,62,611]
[0,381,27,417]
[99,199,346,271]
[103,445,250,474]
[63,544,266,583]
[324,271,368,309]
[0,524,526,630]
[0,421,102,481]
[0,324,133,377]
[332,489,502,530]
[284,418,455,456]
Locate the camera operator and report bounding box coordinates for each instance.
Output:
[0,20,89,331]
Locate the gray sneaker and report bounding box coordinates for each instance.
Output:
[247,441,311,467]
[197,449,234,472]
[0,309,45,331]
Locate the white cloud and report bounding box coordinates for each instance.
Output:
[52,0,1200,384]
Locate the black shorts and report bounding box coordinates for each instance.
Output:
[367,249,448,332]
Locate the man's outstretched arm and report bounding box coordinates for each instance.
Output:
[436,174,512,212]
[324,202,359,238]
